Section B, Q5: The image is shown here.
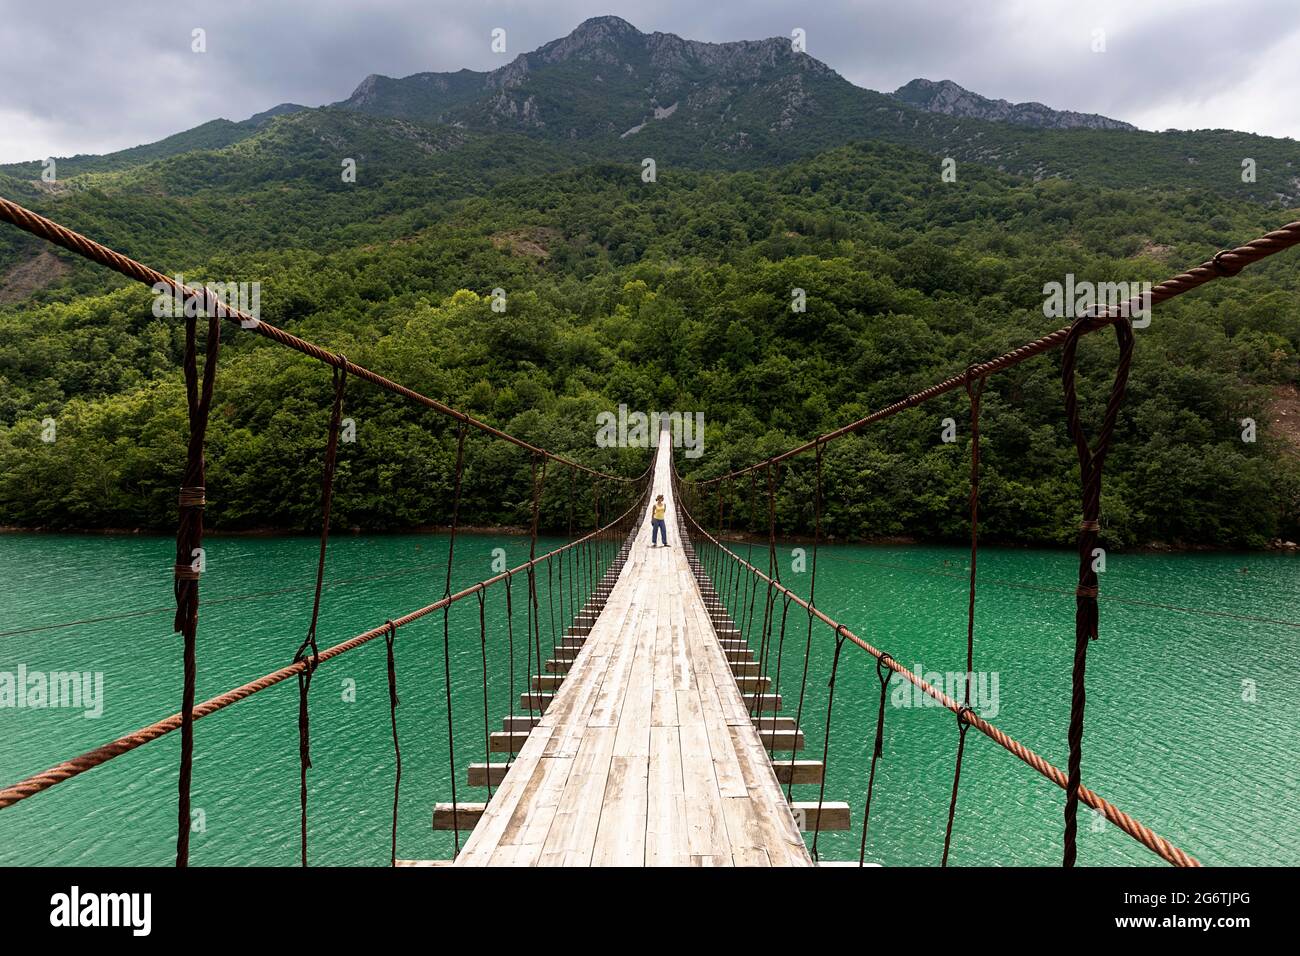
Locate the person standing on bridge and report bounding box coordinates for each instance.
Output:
[651,494,668,547]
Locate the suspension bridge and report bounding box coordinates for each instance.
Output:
[0,195,1297,867]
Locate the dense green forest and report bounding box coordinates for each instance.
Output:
[1,108,1298,547]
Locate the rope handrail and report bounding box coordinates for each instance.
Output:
[692,218,1300,486]
[0,195,637,483]
[0,487,648,812]
[672,479,1201,868]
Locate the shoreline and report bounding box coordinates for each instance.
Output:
[1,524,1295,554]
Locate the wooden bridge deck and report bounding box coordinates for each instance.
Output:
[452,440,813,866]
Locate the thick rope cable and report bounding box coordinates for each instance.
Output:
[0,197,633,483]
[0,498,645,811]
[693,218,1300,486]
[674,498,1199,867]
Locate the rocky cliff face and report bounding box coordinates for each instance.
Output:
[338,16,855,140]
[891,78,1135,130]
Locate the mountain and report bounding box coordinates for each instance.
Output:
[0,18,1297,546]
[0,103,309,181]
[891,78,1135,131]
[337,15,857,157]
[5,16,1296,202]
[324,15,1296,201]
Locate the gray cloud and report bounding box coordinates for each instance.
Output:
[1,0,1297,164]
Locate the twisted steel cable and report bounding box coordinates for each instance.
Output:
[0,494,648,811]
[0,196,633,483]
[694,218,1300,485]
[675,498,1200,868]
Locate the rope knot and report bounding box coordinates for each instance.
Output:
[956,704,976,729]
[1075,585,1099,598]
[1079,519,1101,532]
[1211,251,1243,277]
[178,485,206,508]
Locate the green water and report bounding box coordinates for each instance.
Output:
[0,532,1295,866]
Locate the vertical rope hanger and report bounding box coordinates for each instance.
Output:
[172,301,221,868]
[441,420,468,855]
[778,444,823,740]
[755,463,781,728]
[383,619,401,867]
[858,653,894,866]
[291,356,348,867]
[523,456,541,720]
[810,624,849,861]
[1060,312,1134,867]
[477,586,493,799]
[942,370,986,866]
[528,456,549,723]
[504,572,517,761]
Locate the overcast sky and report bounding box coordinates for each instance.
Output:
[2,0,1298,164]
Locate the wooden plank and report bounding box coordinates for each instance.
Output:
[772,759,824,785]
[790,801,851,831]
[611,597,655,757]
[750,716,798,732]
[590,755,650,865]
[755,728,805,751]
[433,803,485,829]
[468,762,511,786]
[454,727,554,864]
[488,731,531,753]
[537,728,616,866]
[677,690,731,858]
[646,726,689,866]
[731,845,772,867]
[500,715,541,732]
[488,755,574,865]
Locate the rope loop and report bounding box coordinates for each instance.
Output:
[876,652,894,686]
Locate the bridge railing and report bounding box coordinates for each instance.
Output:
[0,196,651,865]
[674,216,1300,868]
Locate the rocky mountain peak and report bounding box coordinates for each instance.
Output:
[892,77,1135,131]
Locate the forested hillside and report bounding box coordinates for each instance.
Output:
[1,19,1298,548]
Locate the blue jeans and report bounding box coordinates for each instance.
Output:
[651,518,667,545]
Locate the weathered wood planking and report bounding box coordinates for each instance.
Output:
[452,440,813,867]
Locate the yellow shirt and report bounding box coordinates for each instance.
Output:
[653,502,666,520]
